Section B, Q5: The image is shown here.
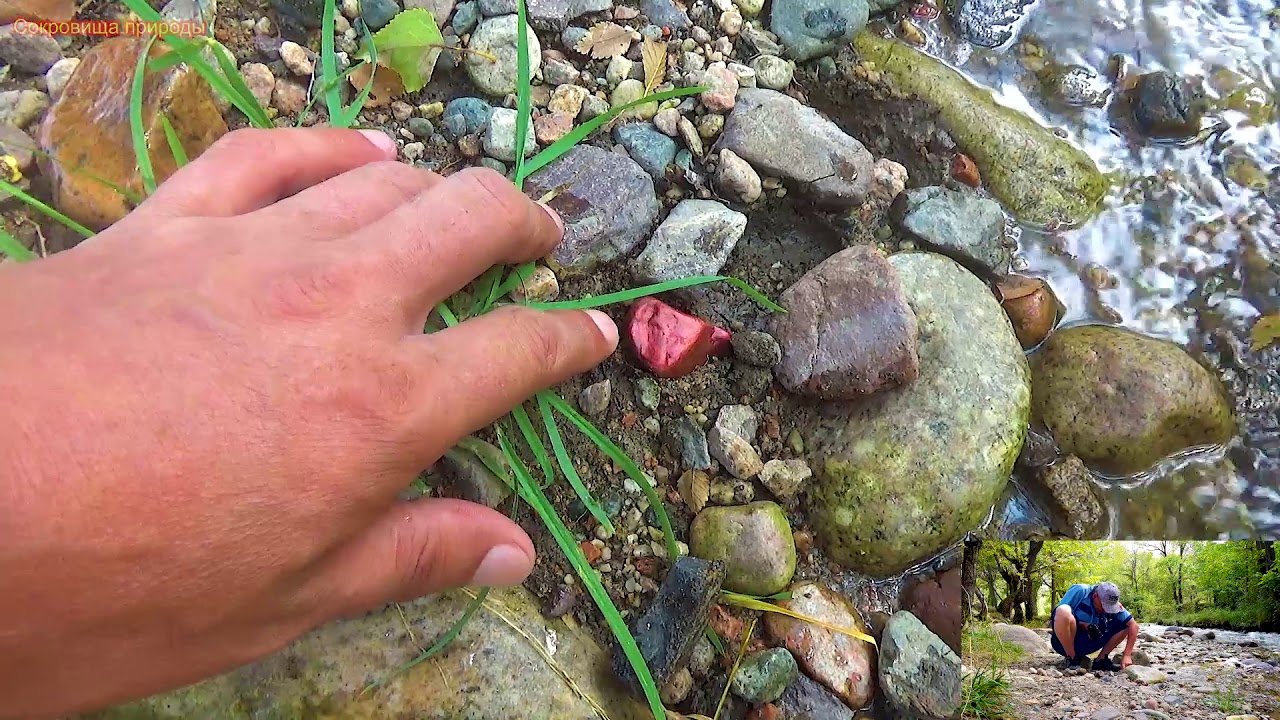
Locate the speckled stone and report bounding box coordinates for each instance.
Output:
[804,252,1030,576]
[765,582,876,709]
[879,611,961,720]
[1031,325,1234,476]
[631,199,747,283]
[690,501,796,595]
[731,647,800,704]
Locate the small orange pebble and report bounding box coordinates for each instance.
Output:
[621,411,639,429]
[763,414,781,442]
[635,556,662,577]
[952,152,980,187]
[579,540,602,566]
[748,704,780,720]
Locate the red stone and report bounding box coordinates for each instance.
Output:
[951,152,981,187]
[910,1,940,18]
[748,705,781,720]
[579,540,602,566]
[626,297,731,378]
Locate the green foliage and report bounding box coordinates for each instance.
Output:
[322,0,378,127]
[131,36,160,196]
[1209,687,1246,713]
[962,623,1025,669]
[0,228,35,261]
[961,665,1015,720]
[0,180,94,238]
[356,8,443,93]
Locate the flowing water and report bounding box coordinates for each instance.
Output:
[915,0,1280,538]
[1143,623,1280,651]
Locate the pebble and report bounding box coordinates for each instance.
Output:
[548,83,589,116]
[653,107,681,136]
[775,674,855,720]
[507,265,558,303]
[714,148,762,202]
[667,416,712,470]
[730,330,781,367]
[696,112,725,139]
[438,439,513,508]
[391,100,415,121]
[360,0,400,28]
[478,157,507,174]
[709,477,754,505]
[0,91,45,132]
[894,185,1010,274]
[759,458,811,501]
[641,0,691,28]
[272,79,308,115]
[678,116,703,156]
[543,58,579,86]
[626,297,730,378]
[770,0,868,61]
[1128,70,1200,138]
[719,7,743,34]
[632,198,747,282]
[580,93,610,120]
[452,0,480,32]
[279,40,315,76]
[0,24,63,74]
[635,376,661,410]
[442,96,493,137]
[43,57,79,102]
[611,78,658,119]
[708,404,763,478]
[534,111,575,143]
[727,62,755,88]
[750,54,793,90]
[561,25,590,53]
[606,55,635,86]
[700,61,739,112]
[680,50,706,74]
[879,611,961,719]
[660,667,694,705]
[407,117,435,138]
[731,647,800,704]
[240,62,276,108]
[741,22,782,55]
[524,0,612,30]
[765,583,876,709]
[614,122,677,179]
[402,142,425,160]
[690,501,795,595]
[483,107,537,161]
[0,124,35,172]
[466,15,542,96]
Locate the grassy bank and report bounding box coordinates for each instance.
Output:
[1142,607,1278,632]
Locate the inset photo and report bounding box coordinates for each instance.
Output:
[961,540,1280,719]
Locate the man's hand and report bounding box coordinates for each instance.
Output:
[0,128,618,719]
[1121,654,1134,669]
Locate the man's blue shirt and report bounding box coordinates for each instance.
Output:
[1056,583,1133,633]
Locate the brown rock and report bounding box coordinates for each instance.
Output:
[901,566,960,654]
[772,245,920,398]
[534,110,574,144]
[1031,455,1103,539]
[764,582,877,710]
[272,79,309,115]
[37,37,228,231]
[997,274,1062,348]
[0,0,75,24]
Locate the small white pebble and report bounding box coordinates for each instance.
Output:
[279,41,314,76]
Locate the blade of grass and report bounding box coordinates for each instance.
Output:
[536,393,615,534]
[496,427,666,720]
[0,228,35,261]
[541,391,678,563]
[510,403,554,487]
[704,626,725,655]
[524,274,785,313]
[493,262,538,301]
[320,0,343,123]
[159,115,189,168]
[210,41,272,126]
[516,85,706,185]
[512,0,531,187]
[331,27,379,127]
[436,301,459,327]
[130,35,159,196]
[719,591,877,645]
[0,180,94,238]
[713,617,756,720]
[361,586,490,693]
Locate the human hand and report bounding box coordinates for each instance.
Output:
[0,128,618,719]
[1121,654,1134,669]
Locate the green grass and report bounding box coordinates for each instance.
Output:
[1209,687,1246,713]
[1144,607,1273,631]
[961,665,1015,720]
[131,35,160,196]
[962,623,1026,670]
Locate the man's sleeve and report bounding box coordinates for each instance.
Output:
[1117,608,1134,625]
[1059,584,1084,609]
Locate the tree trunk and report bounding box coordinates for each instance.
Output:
[961,539,981,623]
[1022,541,1043,621]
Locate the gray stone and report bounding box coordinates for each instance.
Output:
[407,117,435,138]
[806,252,1030,576]
[483,107,536,161]
[1091,709,1124,720]
[525,145,660,276]
[101,587,651,719]
[478,0,515,13]
[1125,666,1168,684]
[438,438,512,508]
[360,0,401,29]
[442,96,492,137]
[742,22,784,56]
[769,0,868,61]
[654,107,680,136]
[450,0,480,32]
[641,0,690,27]
[879,611,961,720]
[579,379,612,417]
[714,148,762,203]
[613,556,725,693]
[543,59,580,87]
[465,15,542,96]
[162,0,216,24]
[773,245,919,398]
[1040,64,1111,108]
[1030,455,1103,539]
[896,185,1010,274]
[690,501,796,595]
[716,88,874,209]
[731,330,781,367]
[632,199,747,283]
[707,404,762,478]
[775,674,855,720]
[606,55,635,86]
[526,0,611,30]
[989,623,1049,655]
[0,90,49,129]
[731,647,800,704]
[404,0,455,23]
[949,0,1033,47]
[43,57,79,102]
[561,25,590,53]
[613,122,677,179]
[667,415,712,470]
[635,376,661,410]
[580,93,610,120]
[751,53,794,90]
[0,124,36,172]
[1128,71,1201,138]
[759,458,812,501]
[1031,325,1235,475]
[0,25,62,75]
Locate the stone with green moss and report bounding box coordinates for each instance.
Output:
[1031,325,1235,476]
[852,32,1109,228]
[90,588,649,720]
[689,500,796,595]
[804,252,1030,577]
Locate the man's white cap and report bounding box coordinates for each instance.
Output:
[1095,581,1122,614]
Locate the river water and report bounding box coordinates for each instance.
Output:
[1143,623,1280,651]
[917,0,1280,537]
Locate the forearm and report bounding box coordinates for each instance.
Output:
[1124,623,1138,656]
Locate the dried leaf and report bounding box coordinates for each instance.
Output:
[641,37,667,94]
[575,22,632,59]
[678,469,709,513]
[1251,312,1280,352]
[347,62,405,107]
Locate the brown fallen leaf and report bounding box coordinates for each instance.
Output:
[678,469,709,513]
[575,21,632,59]
[641,37,667,94]
[1251,312,1280,352]
[347,61,405,108]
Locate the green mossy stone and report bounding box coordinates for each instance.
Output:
[689,500,797,595]
[805,252,1030,577]
[1030,324,1235,475]
[853,32,1109,228]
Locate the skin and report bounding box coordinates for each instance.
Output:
[1053,588,1139,668]
[0,128,621,719]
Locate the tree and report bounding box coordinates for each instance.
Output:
[962,539,981,623]
[1022,541,1043,620]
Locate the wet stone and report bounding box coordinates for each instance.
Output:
[525,144,659,276]
[895,185,1010,275]
[613,556,725,694]
[1040,64,1111,107]
[765,582,877,709]
[1128,70,1202,139]
[948,0,1033,47]
[773,245,919,399]
[667,415,712,470]
[632,199,747,283]
[716,88,874,209]
[690,501,796,595]
[1030,455,1103,538]
[775,673,855,720]
[879,611,961,720]
[770,0,869,61]
[731,647,800,704]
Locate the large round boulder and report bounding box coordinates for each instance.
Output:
[805,252,1030,576]
[1030,325,1234,475]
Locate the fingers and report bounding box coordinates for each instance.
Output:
[143,128,398,218]
[308,498,535,618]
[251,160,444,241]
[395,305,618,462]
[349,167,564,316]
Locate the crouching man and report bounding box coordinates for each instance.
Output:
[1050,581,1139,671]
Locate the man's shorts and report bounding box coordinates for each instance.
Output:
[1051,624,1122,658]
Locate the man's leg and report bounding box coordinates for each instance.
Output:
[1051,606,1080,665]
[1091,629,1128,671]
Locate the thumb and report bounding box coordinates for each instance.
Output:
[308,498,534,618]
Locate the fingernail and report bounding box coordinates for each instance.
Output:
[539,202,565,237]
[586,309,619,350]
[469,545,534,587]
[357,129,398,157]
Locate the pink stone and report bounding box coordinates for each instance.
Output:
[626,297,731,378]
